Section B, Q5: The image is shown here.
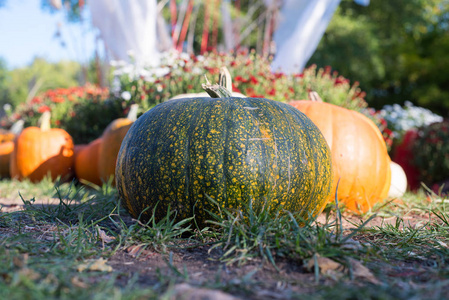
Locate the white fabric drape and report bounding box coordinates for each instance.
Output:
[89,0,160,67]
[271,0,369,74]
[221,0,234,51]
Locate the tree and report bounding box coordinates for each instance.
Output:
[0,58,82,109]
[40,0,84,23]
[310,0,449,116]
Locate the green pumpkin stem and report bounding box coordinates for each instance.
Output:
[38,111,51,131]
[202,67,233,98]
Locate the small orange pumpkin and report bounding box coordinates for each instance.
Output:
[10,112,75,182]
[289,97,391,213]
[98,104,138,183]
[75,138,102,186]
[0,141,14,178]
[0,120,25,178]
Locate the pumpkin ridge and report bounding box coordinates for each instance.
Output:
[284,106,319,217]
[184,99,201,219]
[347,112,360,208]
[222,98,231,209]
[293,105,333,216]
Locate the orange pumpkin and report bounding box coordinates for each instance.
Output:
[0,141,14,178]
[75,138,102,186]
[0,130,15,144]
[98,104,138,183]
[0,120,25,178]
[10,112,75,182]
[289,99,391,213]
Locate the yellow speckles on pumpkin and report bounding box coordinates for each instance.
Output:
[116,97,332,227]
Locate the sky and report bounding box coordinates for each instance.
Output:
[0,0,98,69]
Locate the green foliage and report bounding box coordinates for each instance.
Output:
[312,0,449,116]
[0,84,125,144]
[0,58,10,116]
[115,50,368,113]
[40,0,84,23]
[412,120,449,188]
[0,58,82,109]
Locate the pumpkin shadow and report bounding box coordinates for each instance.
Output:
[27,145,75,183]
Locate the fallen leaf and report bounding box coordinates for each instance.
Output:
[18,268,40,280]
[97,227,116,244]
[13,253,28,268]
[348,258,381,285]
[125,244,156,258]
[77,258,113,273]
[71,276,88,288]
[166,283,238,300]
[306,254,344,274]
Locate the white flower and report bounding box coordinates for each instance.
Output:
[153,67,170,78]
[180,52,190,61]
[121,91,132,101]
[380,101,443,140]
[3,103,11,112]
[192,67,202,75]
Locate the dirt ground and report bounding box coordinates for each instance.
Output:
[0,195,445,299]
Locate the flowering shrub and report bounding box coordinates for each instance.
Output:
[0,84,125,144]
[411,120,449,190]
[1,51,382,145]
[378,101,443,144]
[113,50,369,113]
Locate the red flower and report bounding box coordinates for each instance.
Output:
[52,96,65,103]
[274,72,285,79]
[234,76,244,83]
[267,88,276,96]
[249,75,258,84]
[31,97,42,104]
[38,105,51,113]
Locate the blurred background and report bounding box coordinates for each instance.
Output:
[0,0,447,114]
[1,0,449,193]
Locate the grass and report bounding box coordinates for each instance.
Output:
[1,178,449,299]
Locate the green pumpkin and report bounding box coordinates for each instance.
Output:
[116,81,332,226]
